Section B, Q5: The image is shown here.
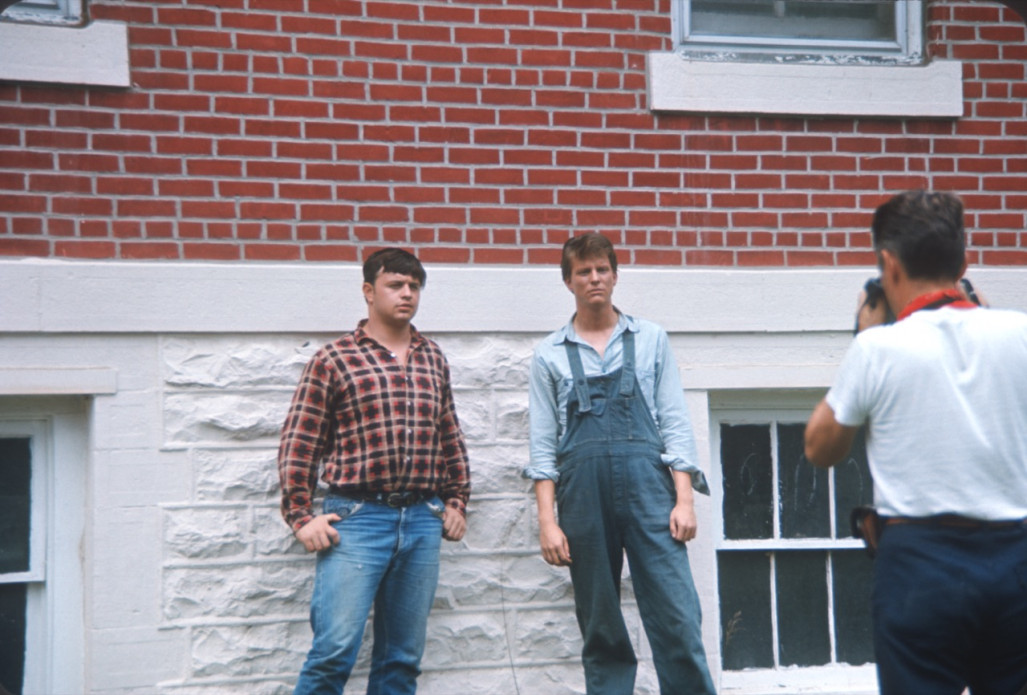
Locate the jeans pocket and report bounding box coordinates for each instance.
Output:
[323,495,363,520]
[426,498,445,518]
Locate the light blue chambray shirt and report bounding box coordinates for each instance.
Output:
[524,312,710,494]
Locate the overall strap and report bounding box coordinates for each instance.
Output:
[564,341,592,413]
[619,330,635,396]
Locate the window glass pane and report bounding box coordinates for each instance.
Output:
[832,550,875,665]
[0,439,32,574]
[833,428,873,538]
[690,0,896,43]
[719,552,774,670]
[778,423,830,538]
[776,551,831,666]
[721,424,773,540]
[0,583,26,695]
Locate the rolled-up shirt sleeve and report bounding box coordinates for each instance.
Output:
[524,348,561,481]
[652,329,710,495]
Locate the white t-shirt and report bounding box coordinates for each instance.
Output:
[827,306,1027,520]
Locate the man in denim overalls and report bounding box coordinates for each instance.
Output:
[525,233,716,695]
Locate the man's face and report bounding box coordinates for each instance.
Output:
[565,254,617,309]
[363,271,421,327]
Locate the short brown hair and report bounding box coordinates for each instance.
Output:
[871,191,965,282]
[560,233,618,281]
[363,247,426,287]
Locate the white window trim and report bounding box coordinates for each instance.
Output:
[647,54,964,117]
[1,0,85,26]
[0,399,88,695]
[678,0,922,62]
[650,0,963,118]
[0,420,48,584]
[0,19,130,87]
[709,395,877,694]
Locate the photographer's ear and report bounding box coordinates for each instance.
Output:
[880,249,902,287]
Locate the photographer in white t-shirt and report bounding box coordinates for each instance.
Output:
[805,190,1027,695]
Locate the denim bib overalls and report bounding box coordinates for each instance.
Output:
[555,331,715,695]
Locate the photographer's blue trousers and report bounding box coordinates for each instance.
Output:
[872,521,1027,695]
[554,333,715,695]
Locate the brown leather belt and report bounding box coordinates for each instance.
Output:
[885,514,1027,529]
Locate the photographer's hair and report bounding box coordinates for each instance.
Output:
[871,190,966,281]
[561,232,618,282]
[362,247,427,287]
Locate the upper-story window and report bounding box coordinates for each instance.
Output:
[650,0,958,117]
[0,0,83,25]
[678,0,923,64]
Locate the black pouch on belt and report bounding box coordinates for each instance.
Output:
[850,506,883,558]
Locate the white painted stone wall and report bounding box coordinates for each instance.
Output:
[3,260,1026,695]
[157,332,604,695]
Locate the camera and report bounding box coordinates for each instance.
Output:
[861,277,896,326]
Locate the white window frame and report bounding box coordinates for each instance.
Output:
[1,0,85,26]
[648,0,963,118]
[0,420,49,584]
[678,0,922,64]
[0,399,87,695]
[709,393,876,695]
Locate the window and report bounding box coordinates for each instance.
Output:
[680,0,922,64]
[711,401,875,692]
[648,0,962,117]
[0,0,129,88]
[0,0,84,26]
[0,402,86,695]
[0,422,48,695]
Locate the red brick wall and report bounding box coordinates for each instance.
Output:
[1,0,1025,266]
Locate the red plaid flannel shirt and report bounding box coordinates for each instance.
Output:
[278,321,471,531]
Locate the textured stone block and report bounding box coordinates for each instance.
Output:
[165,507,249,560]
[165,392,288,444]
[163,337,319,388]
[164,563,312,621]
[193,448,279,502]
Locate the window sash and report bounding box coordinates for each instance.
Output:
[678,0,921,59]
[712,407,876,682]
[0,421,48,584]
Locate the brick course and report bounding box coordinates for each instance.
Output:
[1,0,1025,264]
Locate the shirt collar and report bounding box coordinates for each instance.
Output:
[549,310,637,345]
[354,319,425,349]
[896,289,977,322]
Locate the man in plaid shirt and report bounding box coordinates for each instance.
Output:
[278,248,471,695]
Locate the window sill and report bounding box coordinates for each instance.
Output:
[0,367,117,395]
[0,19,130,87]
[647,54,963,118]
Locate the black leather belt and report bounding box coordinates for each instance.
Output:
[335,489,434,508]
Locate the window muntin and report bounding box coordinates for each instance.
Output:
[713,411,875,684]
[679,0,922,63]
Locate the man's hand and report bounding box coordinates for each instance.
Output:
[855,288,890,333]
[539,520,572,566]
[442,505,466,541]
[294,513,341,552]
[669,502,697,543]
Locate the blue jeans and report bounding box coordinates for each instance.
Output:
[872,521,1027,695]
[293,494,444,695]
